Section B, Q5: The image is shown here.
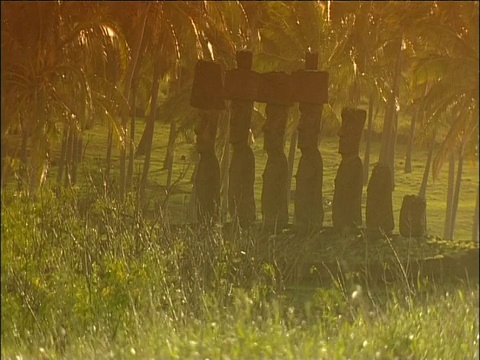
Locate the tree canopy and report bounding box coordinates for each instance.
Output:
[1,1,478,194]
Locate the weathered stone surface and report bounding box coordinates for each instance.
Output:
[256,72,293,106]
[305,52,319,70]
[223,69,259,101]
[399,195,427,238]
[262,103,290,233]
[262,151,289,233]
[291,70,329,105]
[194,111,220,222]
[228,99,256,228]
[337,107,366,155]
[294,102,324,232]
[195,151,220,222]
[332,155,363,233]
[229,100,254,144]
[236,50,253,70]
[332,108,366,234]
[229,143,256,228]
[190,60,225,110]
[262,104,289,152]
[295,147,324,232]
[297,103,323,149]
[366,163,394,237]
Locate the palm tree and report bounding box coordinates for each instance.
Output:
[1,1,128,194]
[107,2,151,200]
[372,2,438,188]
[329,1,389,184]
[412,1,479,239]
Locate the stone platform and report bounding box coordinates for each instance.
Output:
[221,223,479,287]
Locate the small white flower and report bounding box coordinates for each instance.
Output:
[351,285,362,300]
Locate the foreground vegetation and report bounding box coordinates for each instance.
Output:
[2,187,478,359]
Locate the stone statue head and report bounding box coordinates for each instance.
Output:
[338,107,366,155]
[263,104,288,152]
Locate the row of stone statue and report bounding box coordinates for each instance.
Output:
[190,51,427,238]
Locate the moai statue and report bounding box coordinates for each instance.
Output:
[257,72,293,233]
[399,195,427,238]
[332,108,366,235]
[291,52,329,234]
[366,163,394,238]
[190,60,224,223]
[223,51,259,229]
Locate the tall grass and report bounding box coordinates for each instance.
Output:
[2,185,478,359]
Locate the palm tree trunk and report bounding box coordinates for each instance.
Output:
[286,130,298,205]
[57,124,68,185]
[76,132,83,164]
[106,126,113,179]
[119,3,150,200]
[448,143,465,240]
[138,60,162,205]
[163,119,177,170]
[20,127,28,165]
[472,188,479,242]
[187,156,200,223]
[127,78,138,191]
[19,128,29,186]
[165,119,177,190]
[443,151,455,239]
[379,36,403,185]
[388,111,399,190]
[0,141,6,187]
[404,107,418,174]
[363,94,374,184]
[127,34,147,158]
[219,112,230,222]
[418,127,437,199]
[64,128,74,188]
[71,131,79,185]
